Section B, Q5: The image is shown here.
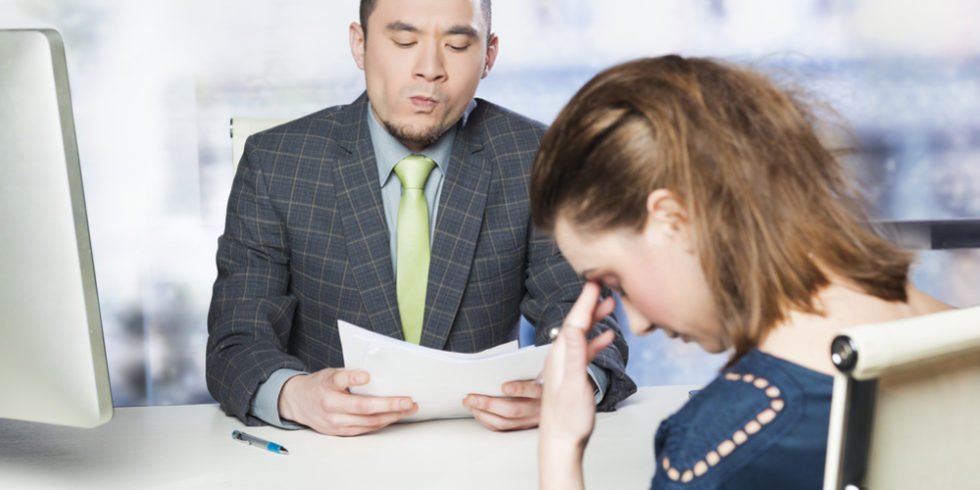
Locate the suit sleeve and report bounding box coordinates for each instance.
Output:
[520,222,638,411]
[206,138,307,425]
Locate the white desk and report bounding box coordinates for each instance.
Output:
[0,386,694,489]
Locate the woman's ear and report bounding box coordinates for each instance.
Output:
[644,189,693,252]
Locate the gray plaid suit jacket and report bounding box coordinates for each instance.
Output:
[206,94,636,425]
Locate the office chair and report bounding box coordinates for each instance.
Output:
[229,117,288,169]
[823,305,980,489]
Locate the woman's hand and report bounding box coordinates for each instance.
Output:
[538,281,617,490]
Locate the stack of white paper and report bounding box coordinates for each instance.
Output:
[339,320,551,422]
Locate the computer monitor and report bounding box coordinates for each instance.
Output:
[0,29,113,427]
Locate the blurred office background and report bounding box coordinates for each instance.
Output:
[2,0,978,406]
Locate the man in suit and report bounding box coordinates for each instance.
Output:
[206,0,635,436]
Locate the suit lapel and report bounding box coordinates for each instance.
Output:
[421,115,491,350]
[333,95,404,340]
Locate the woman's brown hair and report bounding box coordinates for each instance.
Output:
[531,55,912,363]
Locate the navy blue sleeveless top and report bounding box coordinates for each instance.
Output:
[650,349,832,489]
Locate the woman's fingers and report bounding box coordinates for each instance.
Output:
[544,281,618,388]
[592,295,616,324]
[586,329,615,363]
[564,282,603,332]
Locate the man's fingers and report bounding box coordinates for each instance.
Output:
[329,369,370,390]
[470,407,539,431]
[325,392,415,415]
[322,405,418,436]
[326,369,414,414]
[466,404,539,432]
[501,379,543,399]
[464,394,539,420]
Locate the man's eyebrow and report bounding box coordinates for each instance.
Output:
[445,25,479,38]
[385,22,478,39]
[385,21,419,33]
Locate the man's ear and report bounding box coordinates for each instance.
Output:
[481,33,499,79]
[349,22,366,71]
[643,189,692,249]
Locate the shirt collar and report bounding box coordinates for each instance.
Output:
[367,100,477,188]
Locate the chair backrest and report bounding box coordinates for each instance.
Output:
[230,117,289,169]
[823,306,980,490]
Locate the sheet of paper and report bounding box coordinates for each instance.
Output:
[339,320,551,422]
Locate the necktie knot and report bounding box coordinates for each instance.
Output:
[395,155,436,190]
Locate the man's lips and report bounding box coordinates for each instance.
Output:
[410,96,438,108]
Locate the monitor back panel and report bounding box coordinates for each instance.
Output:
[0,29,112,427]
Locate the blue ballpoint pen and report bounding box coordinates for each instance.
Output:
[232,430,290,455]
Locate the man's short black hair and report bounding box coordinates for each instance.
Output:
[359,0,492,41]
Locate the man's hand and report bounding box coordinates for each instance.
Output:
[278,367,417,436]
[463,379,543,431]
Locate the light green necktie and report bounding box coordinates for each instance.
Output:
[394,154,436,344]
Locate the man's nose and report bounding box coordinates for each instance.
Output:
[414,42,447,82]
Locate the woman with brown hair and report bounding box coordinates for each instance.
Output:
[531,55,950,489]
